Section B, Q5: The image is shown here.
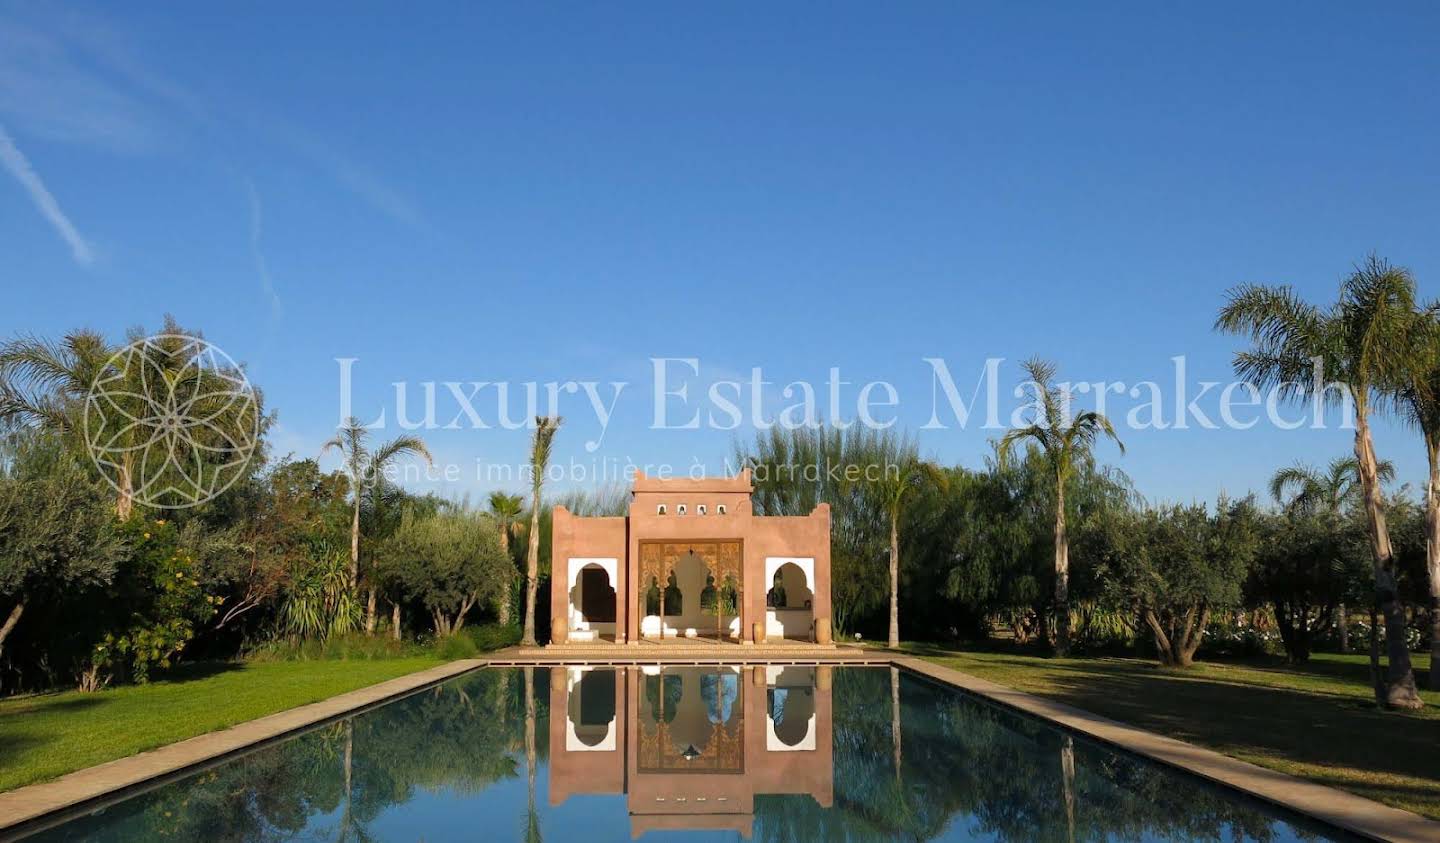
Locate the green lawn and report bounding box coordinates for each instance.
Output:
[912,645,1440,820]
[0,657,442,793]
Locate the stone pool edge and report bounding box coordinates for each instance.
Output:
[0,658,488,838]
[896,656,1438,843]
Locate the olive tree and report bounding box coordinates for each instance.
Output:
[379,509,510,636]
[0,443,125,662]
[1101,498,1258,667]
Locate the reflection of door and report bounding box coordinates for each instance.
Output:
[580,567,616,622]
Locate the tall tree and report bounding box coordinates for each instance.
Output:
[522,417,561,647]
[1395,301,1440,691]
[872,451,944,649]
[321,418,432,633]
[998,358,1124,657]
[1217,256,1424,708]
[1269,456,1393,653]
[488,491,525,626]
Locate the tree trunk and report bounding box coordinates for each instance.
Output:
[364,587,377,634]
[888,509,900,649]
[1353,413,1424,709]
[1338,603,1350,654]
[498,525,513,626]
[116,462,134,520]
[522,491,542,646]
[0,600,24,661]
[455,595,475,633]
[391,601,402,641]
[1369,601,1384,702]
[350,491,361,593]
[1054,474,1071,658]
[1426,437,1440,693]
[1178,605,1210,667]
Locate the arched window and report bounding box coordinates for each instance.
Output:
[656,504,667,515]
[677,504,687,515]
[697,504,707,515]
[716,504,727,515]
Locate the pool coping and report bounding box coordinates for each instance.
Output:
[0,652,1434,843]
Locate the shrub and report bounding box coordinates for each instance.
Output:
[245,632,426,662]
[464,623,522,652]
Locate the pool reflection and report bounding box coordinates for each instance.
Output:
[18,664,1349,842]
[549,665,833,838]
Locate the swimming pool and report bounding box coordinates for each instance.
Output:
[17,665,1351,841]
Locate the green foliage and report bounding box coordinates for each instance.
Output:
[1100,497,1259,666]
[0,434,125,665]
[738,425,912,637]
[379,508,511,635]
[84,519,224,687]
[281,543,361,641]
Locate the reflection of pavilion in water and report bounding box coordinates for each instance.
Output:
[548,665,834,839]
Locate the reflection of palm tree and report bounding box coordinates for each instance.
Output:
[1060,734,1076,843]
[889,666,902,784]
[524,666,542,843]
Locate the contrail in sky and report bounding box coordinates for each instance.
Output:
[0,122,94,266]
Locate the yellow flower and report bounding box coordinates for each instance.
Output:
[143,533,151,539]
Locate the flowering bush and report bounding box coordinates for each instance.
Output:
[79,519,221,687]
[1199,618,1281,658]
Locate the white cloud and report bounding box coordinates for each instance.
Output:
[0,122,93,265]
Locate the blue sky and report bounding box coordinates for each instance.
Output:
[3,1,1440,505]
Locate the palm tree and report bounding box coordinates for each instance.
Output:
[871,449,945,649]
[0,326,253,519]
[522,417,561,647]
[998,358,1124,658]
[1269,456,1394,653]
[1216,255,1424,709]
[488,491,525,626]
[1395,303,1440,691]
[322,418,432,633]
[1270,456,1393,516]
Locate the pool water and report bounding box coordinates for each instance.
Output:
[20,665,1350,842]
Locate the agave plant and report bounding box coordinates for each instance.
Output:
[282,543,361,641]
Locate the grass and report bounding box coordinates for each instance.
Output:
[911,644,1440,820]
[0,656,442,793]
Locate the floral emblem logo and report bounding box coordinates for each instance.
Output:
[83,334,260,509]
